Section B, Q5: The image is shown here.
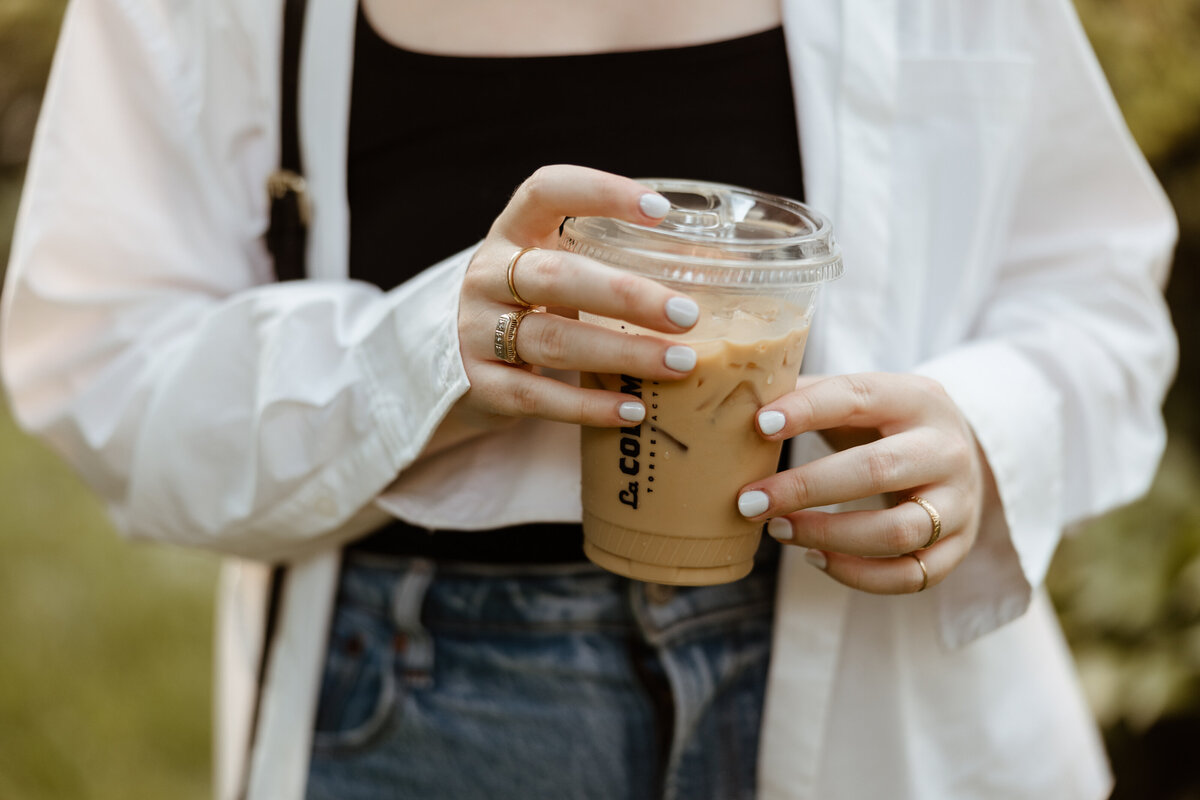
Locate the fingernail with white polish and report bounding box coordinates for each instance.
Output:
[639,193,671,218]
[767,517,792,542]
[804,549,828,570]
[758,410,786,436]
[664,345,697,372]
[738,490,770,518]
[619,402,646,423]
[665,297,699,328]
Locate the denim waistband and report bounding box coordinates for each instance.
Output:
[338,542,780,645]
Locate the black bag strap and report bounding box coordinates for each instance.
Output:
[265,0,310,282]
[238,4,308,798]
[260,0,307,674]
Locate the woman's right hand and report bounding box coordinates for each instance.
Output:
[450,165,701,433]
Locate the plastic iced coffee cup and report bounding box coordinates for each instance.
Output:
[561,179,843,586]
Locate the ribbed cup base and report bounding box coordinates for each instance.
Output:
[582,512,760,586]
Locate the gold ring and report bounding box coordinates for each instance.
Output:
[907,552,929,593]
[493,307,540,365]
[506,246,539,308]
[904,495,942,549]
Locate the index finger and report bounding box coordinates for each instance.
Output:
[492,165,670,244]
[504,247,699,334]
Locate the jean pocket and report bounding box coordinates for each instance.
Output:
[311,609,399,753]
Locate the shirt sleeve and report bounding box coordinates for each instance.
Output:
[914,0,1178,647]
[0,0,471,561]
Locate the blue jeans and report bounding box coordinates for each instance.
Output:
[306,546,778,800]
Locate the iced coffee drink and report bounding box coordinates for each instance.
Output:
[582,325,808,584]
[562,179,841,585]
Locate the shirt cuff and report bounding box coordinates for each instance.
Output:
[914,340,1065,648]
[360,248,474,473]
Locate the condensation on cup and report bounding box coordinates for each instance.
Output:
[561,179,843,586]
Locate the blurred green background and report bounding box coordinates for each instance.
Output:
[1,1,1199,798]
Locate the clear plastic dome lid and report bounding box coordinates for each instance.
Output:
[560,178,843,288]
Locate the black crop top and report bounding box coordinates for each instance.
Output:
[347,7,804,561]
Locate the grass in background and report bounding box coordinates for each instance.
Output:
[0,398,217,799]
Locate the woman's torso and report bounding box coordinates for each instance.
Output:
[346,3,804,557]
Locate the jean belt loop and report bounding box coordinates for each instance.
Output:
[390,558,436,683]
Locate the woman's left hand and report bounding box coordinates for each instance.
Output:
[736,372,987,594]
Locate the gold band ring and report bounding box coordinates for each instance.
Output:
[493,307,540,366]
[506,246,539,308]
[904,495,942,549]
[907,552,929,593]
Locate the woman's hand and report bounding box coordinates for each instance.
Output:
[737,373,989,594]
[449,165,701,434]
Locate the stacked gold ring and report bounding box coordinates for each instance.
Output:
[506,246,539,308]
[907,552,929,592]
[904,495,942,549]
[494,307,541,366]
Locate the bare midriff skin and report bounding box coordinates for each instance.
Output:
[581,326,808,585]
[362,0,783,57]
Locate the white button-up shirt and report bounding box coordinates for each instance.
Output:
[1,1,1176,798]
